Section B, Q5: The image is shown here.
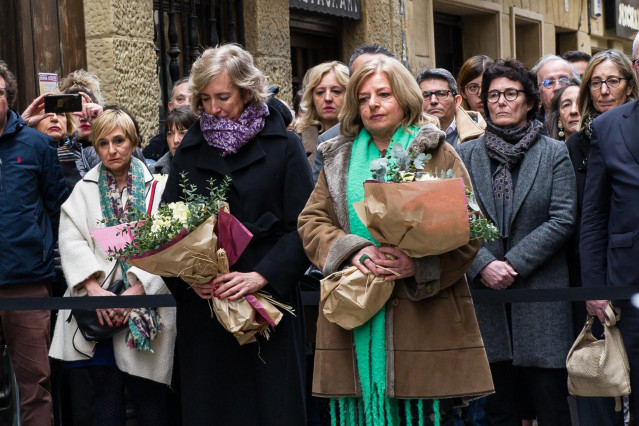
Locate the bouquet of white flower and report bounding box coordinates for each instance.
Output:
[355,142,499,256]
[92,174,292,345]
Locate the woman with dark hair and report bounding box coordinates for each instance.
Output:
[152,106,198,175]
[457,55,493,115]
[547,78,581,141]
[456,59,577,425]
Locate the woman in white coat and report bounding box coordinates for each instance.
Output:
[49,106,176,426]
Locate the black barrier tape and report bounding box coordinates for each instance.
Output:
[0,287,636,311]
[0,295,176,311]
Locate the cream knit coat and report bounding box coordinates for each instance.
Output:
[49,158,176,385]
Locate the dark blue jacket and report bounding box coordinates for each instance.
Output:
[0,110,68,285]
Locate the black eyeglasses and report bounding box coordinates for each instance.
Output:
[540,76,570,89]
[589,76,629,90]
[422,89,455,101]
[465,83,481,95]
[486,89,526,103]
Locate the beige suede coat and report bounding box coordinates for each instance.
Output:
[298,124,494,401]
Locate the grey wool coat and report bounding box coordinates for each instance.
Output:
[456,134,577,368]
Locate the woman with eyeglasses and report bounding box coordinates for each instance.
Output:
[563,49,637,426]
[457,55,493,116]
[456,59,577,425]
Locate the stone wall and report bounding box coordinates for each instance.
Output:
[243,0,293,103]
[83,0,160,145]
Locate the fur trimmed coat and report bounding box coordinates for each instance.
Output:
[49,159,176,385]
[298,124,494,401]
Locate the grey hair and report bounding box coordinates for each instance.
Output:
[170,77,190,100]
[348,44,395,74]
[633,32,639,59]
[531,54,579,81]
[416,68,458,94]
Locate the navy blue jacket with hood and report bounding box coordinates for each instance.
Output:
[0,110,68,285]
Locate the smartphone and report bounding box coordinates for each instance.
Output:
[44,94,82,113]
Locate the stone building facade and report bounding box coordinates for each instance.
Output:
[2,0,638,143]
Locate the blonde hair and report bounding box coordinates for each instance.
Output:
[578,49,638,128]
[189,44,270,112]
[91,107,139,151]
[59,70,104,105]
[339,57,425,139]
[295,61,349,133]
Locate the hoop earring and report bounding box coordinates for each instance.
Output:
[558,121,565,139]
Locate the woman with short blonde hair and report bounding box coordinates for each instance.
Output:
[162,44,312,425]
[90,107,139,151]
[188,43,270,113]
[50,105,176,426]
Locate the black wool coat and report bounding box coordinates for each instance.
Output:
[162,105,313,426]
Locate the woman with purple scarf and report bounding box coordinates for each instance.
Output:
[161,44,313,425]
[456,59,577,425]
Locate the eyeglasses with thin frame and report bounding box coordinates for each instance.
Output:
[589,76,629,91]
[422,89,455,101]
[540,76,570,89]
[465,83,481,95]
[0,88,6,99]
[486,89,526,103]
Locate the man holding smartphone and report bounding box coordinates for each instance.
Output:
[0,60,68,425]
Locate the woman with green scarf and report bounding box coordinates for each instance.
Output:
[50,107,176,426]
[298,56,493,425]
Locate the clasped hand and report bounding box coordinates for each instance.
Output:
[351,246,415,281]
[480,260,518,290]
[84,278,145,328]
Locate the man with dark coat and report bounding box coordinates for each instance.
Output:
[580,97,639,422]
[0,61,68,425]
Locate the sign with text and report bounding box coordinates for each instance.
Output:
[290,0,361,19]
[606,0,639,39]
[38,73,58,95]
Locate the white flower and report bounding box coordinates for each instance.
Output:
[416,172,437,181]
[169,202,190,225]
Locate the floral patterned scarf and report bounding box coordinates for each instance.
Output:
[98,158,163,352]
[200,103,269,156]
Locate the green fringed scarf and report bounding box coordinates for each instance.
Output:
[98,158,163,352]
[332,125,439,426]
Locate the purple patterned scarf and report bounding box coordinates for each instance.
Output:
[484,119,543,238]
[200,103,269,156]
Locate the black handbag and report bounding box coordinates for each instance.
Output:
[71,277,128,342]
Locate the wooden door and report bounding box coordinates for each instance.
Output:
[0,0,87,112]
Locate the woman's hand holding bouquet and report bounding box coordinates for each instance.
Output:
[92,173,293,345]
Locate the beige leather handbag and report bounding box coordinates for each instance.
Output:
[566,303,630,411]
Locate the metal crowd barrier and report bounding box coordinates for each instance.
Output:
[0,286,636,311]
